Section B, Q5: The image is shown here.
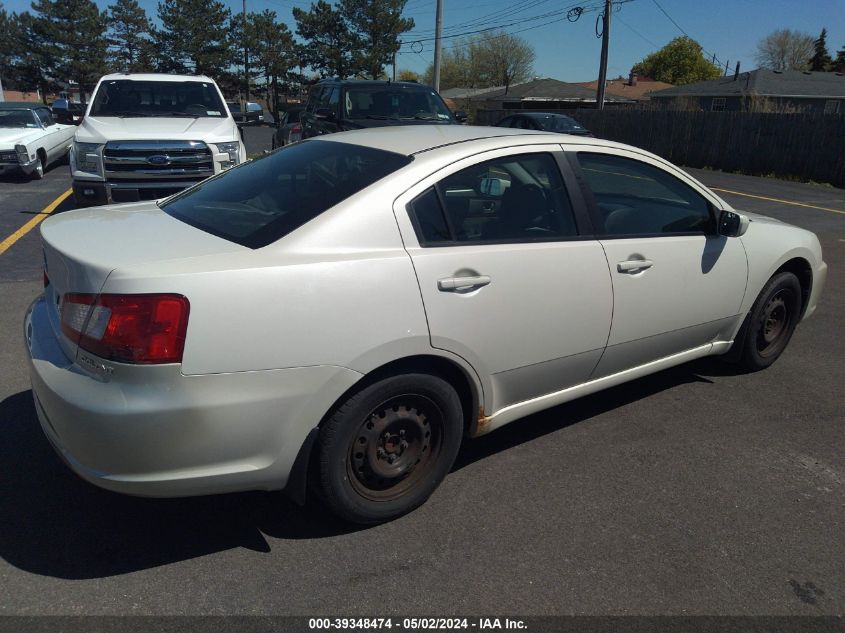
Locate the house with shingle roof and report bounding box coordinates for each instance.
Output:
[648,69,845,113]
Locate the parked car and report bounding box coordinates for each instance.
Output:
[51,98,85,125]
[496,112,594,136]
[301,79,466,140]
[71,73,246,206]
[226,101,264,125]
[0,102,76,179]
[25,127,826,524]
[271,106,304,148]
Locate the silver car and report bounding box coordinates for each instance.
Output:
[24,127,827,524]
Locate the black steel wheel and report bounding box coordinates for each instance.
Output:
[317,373,463,524]
[737,271,802,371]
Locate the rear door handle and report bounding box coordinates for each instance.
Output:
[438,275,491,292]
[617,259,653,273]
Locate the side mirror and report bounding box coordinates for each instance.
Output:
[454,110,468,123]
[718,210,749,237]
[315,107,335,121]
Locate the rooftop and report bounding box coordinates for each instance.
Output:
[575,76,674,101]
[472,78,634,103]
[310,124,624,156]
[650,69,845,98]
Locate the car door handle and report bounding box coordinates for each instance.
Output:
[617,259,653,273]
[437,275,491,291]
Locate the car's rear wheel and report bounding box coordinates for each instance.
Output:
[316,373,463,524]
[736,271,802,371]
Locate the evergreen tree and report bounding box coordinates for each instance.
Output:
[249,10,297,115]
[4,12,52,96]
[293,1,356,79]
[809,28,833,71]
[107,0,152,72]
[341,0,414,80]
[833,46,845,73]
[30,0,107,103]
[155,0,235,76]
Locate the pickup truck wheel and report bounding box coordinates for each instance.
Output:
[737,271,801,371]
[317,373,463,524]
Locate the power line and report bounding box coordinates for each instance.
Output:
[399,0,612,45]
[649,0,723,67]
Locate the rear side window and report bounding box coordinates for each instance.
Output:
[577,152,714,236]
[161,141,413,248]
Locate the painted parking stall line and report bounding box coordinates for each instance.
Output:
[0,188,72,256]
[711,187,845,216]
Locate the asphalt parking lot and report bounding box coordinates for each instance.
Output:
[0,138,843,621]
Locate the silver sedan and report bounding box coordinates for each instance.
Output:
[24,126,827,524]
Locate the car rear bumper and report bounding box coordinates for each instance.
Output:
[24,295,361,497]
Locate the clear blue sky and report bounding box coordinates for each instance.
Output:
[4,0,844,82]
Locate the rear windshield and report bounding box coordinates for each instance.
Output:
[89,80,227,118]
[160,140,413,248]
[343,87,453,122]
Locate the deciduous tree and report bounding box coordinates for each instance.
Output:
[631,36,721,85]
[424,32,534,91]
[754,29,814,72]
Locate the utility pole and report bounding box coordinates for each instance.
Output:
[393,51,397,82]
[433,0,444,91]
[243,0,249,105]
[595,0,612,110]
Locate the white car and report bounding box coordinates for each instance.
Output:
[0,103,75,179]
[24,127,827,524]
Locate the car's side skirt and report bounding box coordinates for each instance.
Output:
[474,340,732,436]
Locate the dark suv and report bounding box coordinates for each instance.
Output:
[301,79,466,139]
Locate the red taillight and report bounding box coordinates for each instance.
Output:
[292,123,301,133]
[61,293,190,364]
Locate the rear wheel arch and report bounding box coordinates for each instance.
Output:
[320,355,481,438]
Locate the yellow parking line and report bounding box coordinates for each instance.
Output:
[0,188,72,256]
[710,187,845,216]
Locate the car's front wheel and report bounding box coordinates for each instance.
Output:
[31,153,45,180]
[316,373,463,524]
[736,271,802,371]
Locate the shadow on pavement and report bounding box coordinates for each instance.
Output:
[0,357,737,580]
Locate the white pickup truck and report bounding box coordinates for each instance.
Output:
[71,73,246,206]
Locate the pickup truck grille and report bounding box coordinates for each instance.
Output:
[103,140,213,181]
[0,150,19,163]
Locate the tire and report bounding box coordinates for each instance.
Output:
[31,153,45,180]
[317,373,463,524]
[736,271,802,371]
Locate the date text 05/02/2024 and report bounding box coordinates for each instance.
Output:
[308,618,528,630]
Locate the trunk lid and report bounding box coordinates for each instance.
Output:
[41,200,244,357]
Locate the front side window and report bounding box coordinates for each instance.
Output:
[408,153,578,245]
[89,80,227,118]
[36,109,55,127]
[161,141,413,248]
[577,152,714,236]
